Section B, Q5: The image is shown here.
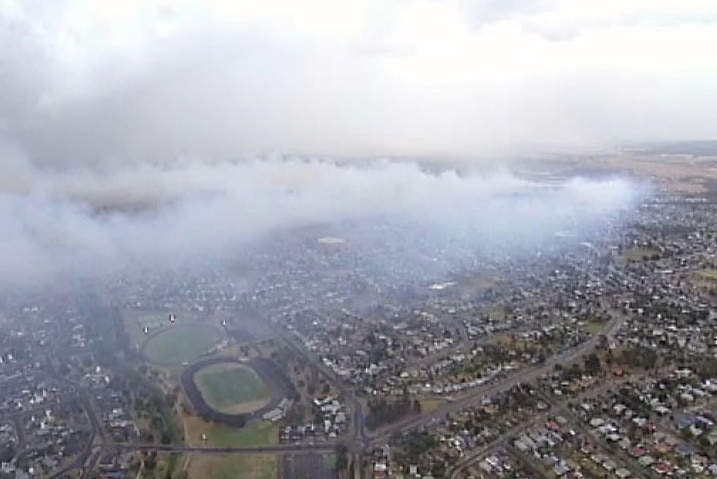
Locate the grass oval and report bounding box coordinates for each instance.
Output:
[144,325,220,365]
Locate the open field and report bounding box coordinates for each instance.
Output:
[451,274,498,297]
[187,453,280,479]
[143,325,220,365]
[485,306,507,321]
[584,320,607,335]
[696,269,717,281]
[284,453,338,479]
[181,356,296,427]
[183,415,280,447]
[194,362,271,414]
[124,310,169,346]
[420,398,445,413]
[137,452,183,479]
[621,246,661,262]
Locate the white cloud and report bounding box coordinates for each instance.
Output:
[1,0,717,163]
[0,158,643,287]
[2,1,674,287]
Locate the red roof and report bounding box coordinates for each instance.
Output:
[630,446,647,457]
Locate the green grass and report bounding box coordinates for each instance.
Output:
[204,421,279,448]
[622,247,660,262]
[696,269,717,281]
[195,364,269,411]
[141,453,184,479]
[124,311,174,346]
[323,454,337,469]
[585,320,606,335]
[486,307,506,321]
[165,453,180,478]
[143,325,220,364]
[190,454,279,479]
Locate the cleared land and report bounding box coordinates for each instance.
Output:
[188,454,279,479]
[194,363,271,414]
[284,454,338,479]
[184,417,280,447]
[420,398,445,413]
[317,236,347,245]
[696,269,717,281]
[585,320,607,335]
[620,247,661,262]
[124,310,169,347]
[143,325,220,365]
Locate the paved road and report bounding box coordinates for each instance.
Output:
[367,312,624,447]
[540,390,660,479]
[251,291,629,479]
[262,313,369,446]
[43,271,626,479]
[446,375,638,478]
[46,375,109,479]
[48,397,100,479]
[106,441,337,455]
[445,410,555,478]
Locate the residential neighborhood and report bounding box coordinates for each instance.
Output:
[2,160,717,479]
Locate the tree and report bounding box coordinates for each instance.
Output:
[584,353,602,375]
[336,443,349,470]
[144,456,156,471]
[432,460,447,478]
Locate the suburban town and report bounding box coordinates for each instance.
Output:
[1,152,717,479]
[6,0,717,476]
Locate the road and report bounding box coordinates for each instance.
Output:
[106,442,337,455]
[446,375,639,478]
[539,389,660,479]
[47,392,104,479]
[251,291,629,479]
[367,310,625,447]
[59,372,110,479]
[261,312,369,445]
[42,264,628,479]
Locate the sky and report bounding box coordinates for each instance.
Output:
[2,0,717,164]
[0,0,688,288]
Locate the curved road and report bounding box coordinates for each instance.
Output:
[367,311,625,447]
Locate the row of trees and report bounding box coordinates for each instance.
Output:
[366,390,421,430]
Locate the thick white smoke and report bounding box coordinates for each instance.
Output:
[0,157,643,288]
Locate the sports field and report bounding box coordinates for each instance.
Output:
[143,325,220,365]
[188,453,279,479]
[194,363,271,414]
[184,417,279,448]
[183,417,280,475]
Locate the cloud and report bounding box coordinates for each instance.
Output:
[0,158,643,288]
[461,0,549,29]
[2,0,717,166]
[0,0,697,289]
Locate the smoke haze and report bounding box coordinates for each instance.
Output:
[0,157,642,287]
[1,0,687,287]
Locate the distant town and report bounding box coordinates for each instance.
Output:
[3,153,717,479]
